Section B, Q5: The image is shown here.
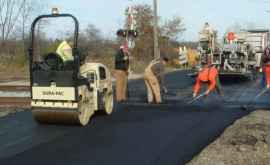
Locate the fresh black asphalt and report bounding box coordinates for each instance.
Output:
[0,70,268,165]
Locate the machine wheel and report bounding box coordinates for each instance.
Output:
[103,90,114,115]
[78,98,94,126]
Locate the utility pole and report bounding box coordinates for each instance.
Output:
[153,0,159,59]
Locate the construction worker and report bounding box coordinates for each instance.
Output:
[114,44,130,102]
[261,46,270,88]
[203,22,213,35]
[144,57,169,104]
[56,40,74,62]
[193,60,221,98]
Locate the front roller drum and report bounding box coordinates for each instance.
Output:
[32,102,94,126]
[103,90,114,115]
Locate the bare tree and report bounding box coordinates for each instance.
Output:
[78,24,104,57]
[0,0,43,44]
[21,0,44,41]
[130,4,185,61]
[84,24,102,42]
[131,4,155,60]
[21,0,32,42]
[161,16,186,41]
[0,0,25,43]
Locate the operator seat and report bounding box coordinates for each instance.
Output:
[44,52,64,70]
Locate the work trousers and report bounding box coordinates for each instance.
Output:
[144,69,161,103]
[115,70,128,102]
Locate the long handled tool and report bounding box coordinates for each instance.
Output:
[241,87,269,111]
[188,92,207,104]
[221,74,262,106]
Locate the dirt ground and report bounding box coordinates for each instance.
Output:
[187,110,270,165]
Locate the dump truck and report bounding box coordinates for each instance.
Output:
[29,10,114,126]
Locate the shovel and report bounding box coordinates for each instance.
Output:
[188,92,207,104]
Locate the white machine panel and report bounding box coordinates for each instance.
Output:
[32,87,76,101]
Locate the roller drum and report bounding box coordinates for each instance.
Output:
[103,91,114,115]
[32,108,80,125]
[32,100,93,126]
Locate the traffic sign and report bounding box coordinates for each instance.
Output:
[227,32,236,41]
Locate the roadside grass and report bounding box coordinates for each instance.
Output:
[0,55,29,81]
[0,53,184,81]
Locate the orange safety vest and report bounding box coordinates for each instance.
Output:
[194,66,218,95]
[264,65,270,86]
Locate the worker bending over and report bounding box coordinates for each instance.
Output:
[144,57,169,104]
[202,22,214,35]
[193,60,221,98]
[114,44,130,102]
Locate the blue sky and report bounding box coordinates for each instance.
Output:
[45,0,270,41]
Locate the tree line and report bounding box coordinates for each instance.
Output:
[0,3,186,73]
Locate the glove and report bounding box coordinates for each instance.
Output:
[123,56,128,60]
[267,84,270,89]
[193,93,197,98]
[128,69,132,75]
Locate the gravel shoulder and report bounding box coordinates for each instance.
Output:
[187,110,270,165]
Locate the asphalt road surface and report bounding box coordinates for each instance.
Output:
[0,70,269,165]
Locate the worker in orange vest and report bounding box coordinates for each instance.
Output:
[261,46,270,89]
[264,66,270,89]
[193,60,221,98]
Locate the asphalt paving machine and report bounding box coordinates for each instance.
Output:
[29,10,114,126]
[211,30,267,78]
[197,25,266,78]
[198,24,220,66]
[218,31,254,77]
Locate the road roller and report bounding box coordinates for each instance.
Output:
[29,11,114,126]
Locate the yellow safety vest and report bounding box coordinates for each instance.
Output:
[56,41,74,62]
